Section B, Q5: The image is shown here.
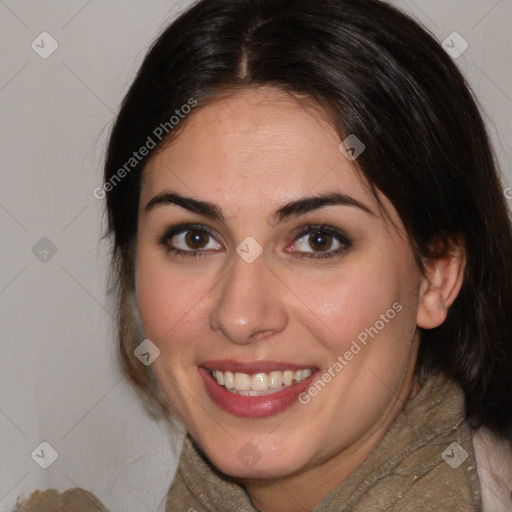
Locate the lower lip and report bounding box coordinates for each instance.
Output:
[198,367,318,418]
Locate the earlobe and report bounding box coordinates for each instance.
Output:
[416,241,466,329]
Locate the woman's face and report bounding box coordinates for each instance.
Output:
[135,87,423,481]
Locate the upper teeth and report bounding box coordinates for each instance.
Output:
[211,369,312,393]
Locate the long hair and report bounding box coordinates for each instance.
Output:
[103,0,512,440]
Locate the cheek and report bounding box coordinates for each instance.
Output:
[298,254,412,350]
[135,246,207,348]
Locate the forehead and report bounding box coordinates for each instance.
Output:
[141,87,378,217]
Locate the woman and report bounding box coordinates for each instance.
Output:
[97,0,512,511]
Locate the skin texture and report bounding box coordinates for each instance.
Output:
[135,87,465,512]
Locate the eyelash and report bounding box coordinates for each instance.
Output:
[157,223,352,260]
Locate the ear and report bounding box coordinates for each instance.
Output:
[416,237,466,329]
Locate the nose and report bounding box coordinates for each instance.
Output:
[209,251,288,345]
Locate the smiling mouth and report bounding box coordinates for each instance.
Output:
[206,368,313,396]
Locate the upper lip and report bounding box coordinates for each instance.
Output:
[199,360,316,374]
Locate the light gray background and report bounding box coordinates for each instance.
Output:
[1,1,511,511]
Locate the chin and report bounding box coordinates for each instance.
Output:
[201,439,311,480]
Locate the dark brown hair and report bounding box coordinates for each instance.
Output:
[103,0,512,440]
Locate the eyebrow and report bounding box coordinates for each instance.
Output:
[144,190,376,225]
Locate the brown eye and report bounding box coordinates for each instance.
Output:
[185,230,210,249]
[159,223,222,257]
[288,225,352,260]
[308,231,333,252]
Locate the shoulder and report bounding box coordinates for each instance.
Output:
[472,427,512,512]
[13,488,109,511]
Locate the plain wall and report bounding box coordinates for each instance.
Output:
[1,1,511,511]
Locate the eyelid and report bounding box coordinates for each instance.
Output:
[285,224,352,259]
[293,224,351,245]
[157,222,221,247]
